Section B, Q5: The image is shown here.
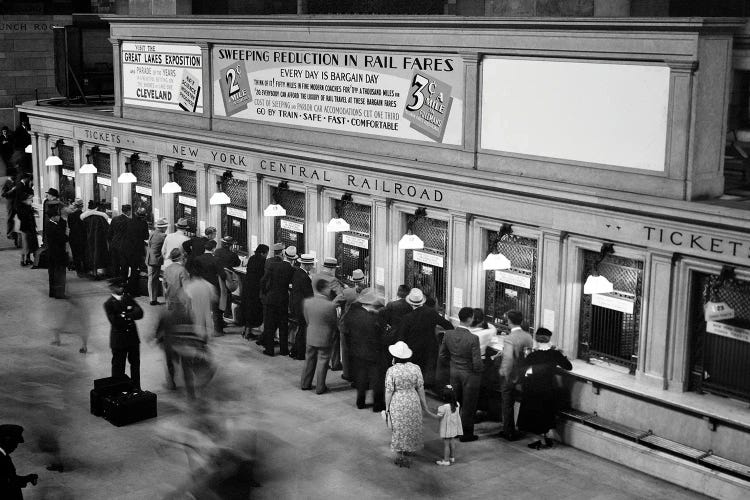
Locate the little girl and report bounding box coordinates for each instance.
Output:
[434,385,463,466]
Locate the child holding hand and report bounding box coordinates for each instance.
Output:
[434,385,463,465]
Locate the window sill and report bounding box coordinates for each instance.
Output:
[567,359,750,432]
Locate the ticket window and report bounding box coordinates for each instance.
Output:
[93,150,112,210]
[130,158,153,226]
[174,168,198,237]
[220,176,248,254]
[273,188,306,253]
[58,144,75,204]
[404,214,448,312]
[335,200,372,287]
[484,232,538,332]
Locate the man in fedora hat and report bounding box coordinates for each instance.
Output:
[264,242,284,272]
[351,268,367,293]
[146,218,169,305]
[67,198,86,276]
[301,277,338,394]
[259,245,297,356]
[312,257,345,370]
[161,218,191,270]
[399,288,453,389]
[289,253,316,359]
[0,424,38,499]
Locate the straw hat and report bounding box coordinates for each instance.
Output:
[322,257,339,268]
[155,218,169,228]
[284,246,298,260]
[351,269,365,283]
[388,341,412,360]
[175,218,189,229]
[405,288,426,307]
[299,254,317,265]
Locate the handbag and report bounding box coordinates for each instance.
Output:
[381,410,392,429]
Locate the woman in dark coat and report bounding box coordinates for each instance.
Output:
[240,244,268,334]
[81,203,110,279]
[517,328,572,449]
[16,192,38,266]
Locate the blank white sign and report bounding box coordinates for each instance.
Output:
[481,58,670,171]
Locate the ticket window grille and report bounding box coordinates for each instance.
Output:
[130,158,153,226]
[689,271,750,402]
[273,188,305,254]
[58,145,75,204]
[334,200,371,287]
[92,151,111,210]
[220,177,248,253]
[173,168,197,237]
[578,251,643,373]
[484,233,538,332]
[404,215,448,313]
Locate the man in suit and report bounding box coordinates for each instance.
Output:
[161,218,190,269]
[107,204,131,278]
[81,202,110,279]
[194,239,225,335]
[439,307,484,442]
[67,198,86,277]
[121,207,149,296]
[264,242,284,271]
[301,277,338,394]
[497,309,533,441]
[289,253,315,359]
[187,226,216,258]
[380,284,412,337]
[214,236,241,319]
[104,278,145,390]
[163,248,188,311]
[147,218,169,305]
[0,424,38,499]
[259,246,297,356]
[32,188,60,268]
[241,244,269,337]
[45,207,69,299]
[399,288,453,388]
[311,257,345,370]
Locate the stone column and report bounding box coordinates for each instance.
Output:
[246,174,261,251]
[304,184,320,257]
[371,196,389,297]
[109,38,122,118]
[638,251,674,389]
[448,212,468,318]
[460,52,480,161]
[539,229,565,334]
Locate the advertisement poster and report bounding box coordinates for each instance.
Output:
[122,42,203,113]
[212,46,463,144]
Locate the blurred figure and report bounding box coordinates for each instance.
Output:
[240,244,268,339]
[517,328,572,450]
[104,278,144,390]
[45,206,69,299]
[337,287,360,382]
[15,192,37,267]
[194,239,225,336]
[301,277,337,394]
[146,218,169,305]
[184,259,217,340]
[311,257,344,370]
[33,188,60,268]
[163,248,188,311]
[67,199,86,277]
[81,202,110,280]
[214,236,240,321]
[162,218,190,269]
[0,424,38,498]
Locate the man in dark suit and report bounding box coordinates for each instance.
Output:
[187,226,216,258]
[214,236,241,318]
[241,244,269,338]
[439,307,483,442]
[301,277,338,394]
[194,239,225,335]
[289,253,315,359]
[107,204,131,278]
[121,207,149,296]
[67,198,86,277]
[0,424,38,500]
[380,284,412,336]
[264,242,284,271]
[399,288,453,388]
[259,245,297,356]
[104,278,145,390]
[45,207,69,299]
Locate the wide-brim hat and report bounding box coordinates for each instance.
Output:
[388,341,412,360]
[0,424,24,443]
[175,218,189,229]
[271,242,284,252]
[357,288,383,307]
[284,246,298,260]
[323,257,339,268]
[299,253,317,265]
[352,269,365,282]
[155,217,169,228]
[406,288,426,307]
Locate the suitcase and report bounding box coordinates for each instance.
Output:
[102,390,157,427]
[90,376,132,416]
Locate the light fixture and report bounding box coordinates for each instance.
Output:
[210,171,232,205]
[398,207,425,250]
[583,243,615,294]
[483,224,513,270]
[117,153,138,184]
[162,161,183,194]
[44,139,64,166]
[327,193,352,232]
[79,146,98,174]
[264,181,288,217]
[25,144,32,154]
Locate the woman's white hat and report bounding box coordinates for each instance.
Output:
[388,341,412,360]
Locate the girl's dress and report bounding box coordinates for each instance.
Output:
[385,362,425,453]
[437,403,463,438]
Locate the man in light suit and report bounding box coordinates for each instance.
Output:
[439,307,484,442]
[496,309,533,441]
[259,245,297,356]
[301,277,338,394]
[146,218,169,305]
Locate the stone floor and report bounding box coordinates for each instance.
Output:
[0,246,710,500]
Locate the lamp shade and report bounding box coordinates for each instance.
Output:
[45,155,62,166]
[398,233,424,250]
[117,171,137,183]
[482,252,511,271]
[79,162,97,174]
[209,191,231,205]
[25,144,32,153]
[326,217,350,232]
[264,203,286,217]
[162,181,182,194]
[583,274,614,295]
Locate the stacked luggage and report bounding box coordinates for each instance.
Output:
[90,376,157,426]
